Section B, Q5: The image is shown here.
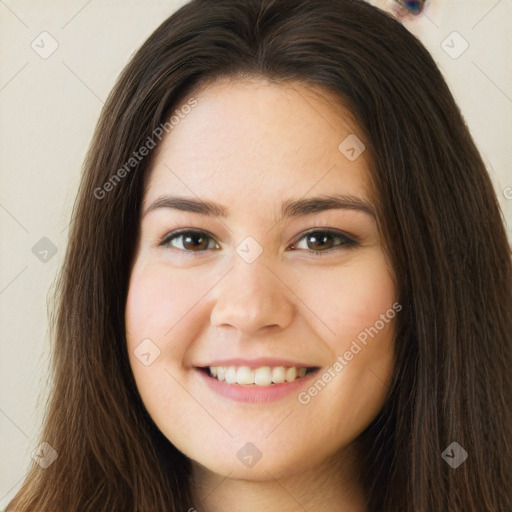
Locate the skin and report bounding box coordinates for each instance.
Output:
[125,77,398,512]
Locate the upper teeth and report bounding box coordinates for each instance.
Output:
[209,366,308,385]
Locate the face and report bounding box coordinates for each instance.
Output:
[125,78,398,482]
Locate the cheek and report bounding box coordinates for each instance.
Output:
[337,255,396,379]
[125,260,202,351]
[124,261,200,429]
[303,252,397,350]
[124,260,200,406]
[338,260,396,355]
[296,253,397,426]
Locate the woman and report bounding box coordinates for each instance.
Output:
[7,0,511,510]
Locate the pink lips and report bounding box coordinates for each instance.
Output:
[194,365,319,403]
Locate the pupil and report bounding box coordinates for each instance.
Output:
[310,233,331,250]
[185,234,206,250]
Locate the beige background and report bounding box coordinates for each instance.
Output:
[1,0,511,506]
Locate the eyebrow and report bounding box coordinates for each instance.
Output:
[142,193,377,220]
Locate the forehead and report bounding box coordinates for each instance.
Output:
[144,78,372,213]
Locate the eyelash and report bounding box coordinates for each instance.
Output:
[158,228,358,256]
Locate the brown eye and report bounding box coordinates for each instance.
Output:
[160,230,219,252]
[290,229,358,255]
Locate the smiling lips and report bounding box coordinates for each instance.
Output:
[206,365,314,386]
[195,358,320,402]
[196,364,319,403]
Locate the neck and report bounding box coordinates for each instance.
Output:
[190,444,367,512]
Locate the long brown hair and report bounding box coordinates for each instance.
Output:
[8,0,511,510]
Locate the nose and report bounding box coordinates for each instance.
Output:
[210,256,295,336]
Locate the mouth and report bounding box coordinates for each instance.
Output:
[197,365,319,386]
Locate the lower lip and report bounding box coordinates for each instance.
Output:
[195,368,320,403]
